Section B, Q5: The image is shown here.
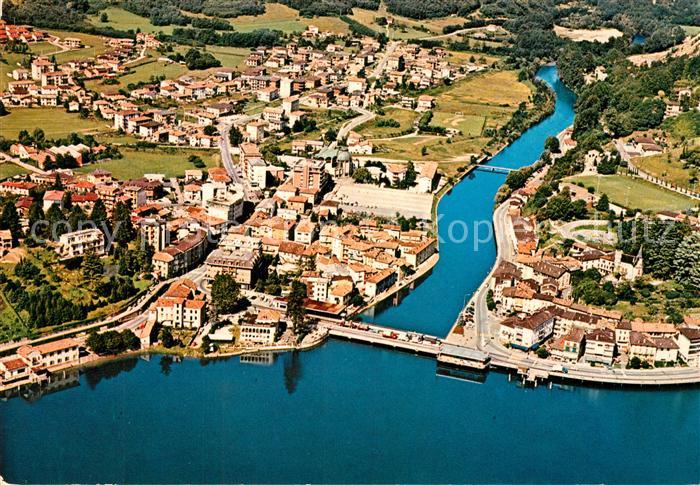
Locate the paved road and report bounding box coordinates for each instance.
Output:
[217,121,258,201]
[336,107,375,141]
[370,41,399,78]
[0,153,47,175]
[468,198,700,385]
[470,200,512,354]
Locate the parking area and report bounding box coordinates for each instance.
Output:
[331,182,434,219]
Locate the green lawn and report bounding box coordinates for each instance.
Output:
[228,3,349,33]
[568,174,698,212]
[356,108,419,138]
[229,3,306,32]
[682,25,700,35]
[349,5,470,37]
[431,70,531,112]
[0,108,108,140]
[77,147,221,179]
[375,135,487,161]
[46,30,110,64]
[28,42,62,56]
[88,7,175,35]
[366,70,530,162]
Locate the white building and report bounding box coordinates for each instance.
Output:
[57,228,105,260]
[239,309,280,345]
[584,328,616,366]
[676,327,700,367]
[498,309,554,350]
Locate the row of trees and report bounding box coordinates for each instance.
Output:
[167,27,282,48]
[87,329,140,355]
[280,0,378,17]
[617,219,700,289]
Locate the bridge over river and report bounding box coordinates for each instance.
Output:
[319,320,700,387]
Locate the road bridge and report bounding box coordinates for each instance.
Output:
[473,165,515,174]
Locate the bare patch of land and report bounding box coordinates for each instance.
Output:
[553,25,623,43]
[628,34,700,66]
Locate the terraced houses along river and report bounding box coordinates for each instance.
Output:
[1,67,698,484]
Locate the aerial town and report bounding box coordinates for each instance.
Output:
[0,0,699,404]
[0,0,699,480]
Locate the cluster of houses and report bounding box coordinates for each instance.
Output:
[0,337,81,391]
[486,158,700,368]
[1,35,150,108]
[9,141,108,169]
[0,20,47,44]
[374,43,483,92]
[497,303,700,368]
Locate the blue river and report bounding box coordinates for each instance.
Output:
[1,67,698,484]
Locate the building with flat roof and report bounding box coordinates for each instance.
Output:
[57,228,105,260]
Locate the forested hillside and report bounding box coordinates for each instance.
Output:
[278,0,378,17]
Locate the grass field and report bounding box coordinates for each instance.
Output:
[86,60,188,92]
[682,25,700,35]
[0,108,108,139]
[229,3,348,34]
[77,147,221,179]
[349,5,469,38]
[633,150,698,190]
[356,108,419,138]
[432,70,531,110]
[446,49,501,68]
[206,46,251,69]
[46,30,110,64]
[0,163,29,181]
[432,111,485,136]
[28,42,61,56]
[0,52,27,92]
[88,7,175,35]
[568,174,697,212]
[370,70,530,162]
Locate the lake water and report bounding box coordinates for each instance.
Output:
[1,66,698,484]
